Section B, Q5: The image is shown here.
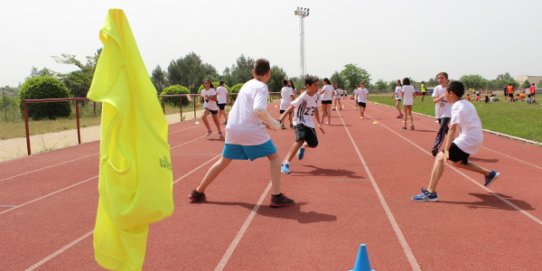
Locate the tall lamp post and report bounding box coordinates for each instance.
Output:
[294,7,309,77]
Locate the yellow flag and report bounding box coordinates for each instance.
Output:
[87,9,174,271]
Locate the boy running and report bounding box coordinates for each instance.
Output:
[188,59,295,208]
[279,76,325,174]
[412,81,500,202]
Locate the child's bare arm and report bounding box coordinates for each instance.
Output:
[255,109,280,130]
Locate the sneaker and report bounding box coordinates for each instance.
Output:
[280,163,290,174]
[188,189,206,203]
[484,170,500,187]
[411,188,438,202]
[297,147,305,160]
[270,193,295,208]
[431,149,438,157]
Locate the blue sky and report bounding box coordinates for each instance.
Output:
[1,0,541,86]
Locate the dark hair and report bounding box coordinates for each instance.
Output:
[402,77,411,85]
[288,79,295,90]
[204,79,214,89]
[283,79,288,86]
[436,72,448,79]
[396,79,402,86]
[447,81,465,98]
[219,80,224,86]
[254,58,270,76]
[305,75,319,86]
[323,78,331,84]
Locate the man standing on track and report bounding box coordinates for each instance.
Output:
[412,81,500,202]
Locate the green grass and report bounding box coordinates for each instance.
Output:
[370,94,542,143]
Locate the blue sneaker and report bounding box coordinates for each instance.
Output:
[484,170,500,187]
[411,188,438,202]
[280,163,290,174]
[297,147,305,160]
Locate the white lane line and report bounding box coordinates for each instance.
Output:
[370,113,542,226]
[23,154,221,270]
[24,230,93,271]
[0,176,97,216]
[215,182,271,271]
[337,110,422,271]
[0,153,97,184]
[0,204,18,208]
[480,146,542,171]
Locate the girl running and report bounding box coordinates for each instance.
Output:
[200,79,223,137]
[319,78,334,125]
[401,77,416,130]
[393,80,403,118]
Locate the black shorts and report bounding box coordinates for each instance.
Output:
[279,109,286,114]
[218,103,226,110]
[448,143,469,165]
[205,108,218,115]
[321,100,332,105]
[422,92,427,96]
[357,102,366,108]
[295,124,318,148]
[508,93,514,98]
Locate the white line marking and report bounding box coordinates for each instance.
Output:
[24,230,93,271]
[0,176,97,216]
[480,146,542,171]
[337,110,422,271]
[370,113,542,226]
[215,182,271,271]
[0,204,17,208]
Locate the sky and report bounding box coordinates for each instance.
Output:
[1,0,541,87]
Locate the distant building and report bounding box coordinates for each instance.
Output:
[515,75,542,86]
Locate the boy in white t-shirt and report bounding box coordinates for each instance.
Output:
[279,79,295,129]
[188,59,295,208]
[412,81,500,202]
[216,80,229,124]
[431,72,452,156]
[353,82,369,119]
[279,76,325,174]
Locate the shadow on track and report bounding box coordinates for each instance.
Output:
[438,193,535,211]
[290,165,364,179]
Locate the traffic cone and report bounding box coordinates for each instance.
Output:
[349,244,375,271]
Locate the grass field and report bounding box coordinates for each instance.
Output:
[370,94,542,143]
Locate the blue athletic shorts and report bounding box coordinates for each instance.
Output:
[222,140,277,161]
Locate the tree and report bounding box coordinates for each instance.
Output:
[167,52,218,93]
[0,88,17,121]
[522,80,531,88]
[268,66,288,92]
[374,79,388,93]
[460,74,489,90]
[151,65,168,94]
[19,76,71,120]
[54,50,100,97]
[330,71,345,89]
[339,64,371,90]
[228,55,255,85]
[491,73,518,90]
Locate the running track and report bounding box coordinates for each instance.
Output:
[1,102,541,271]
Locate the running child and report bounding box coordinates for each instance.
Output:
[279,79,295,129]
[392,80,403,118]
[188,59,295,208]
[320,78,334,125]
[200,79,223,137]
[353,82,369,119]
[401,78,416,130]
[279,76,325,174]
[431,72,452,156]
[332,84,343,111]
[411,81,500,202]
[216,80,229,124]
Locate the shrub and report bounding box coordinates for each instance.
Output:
[197,82,229,93]
[160,85,191,106]
[229,83,244,102]
[19,76,71,120]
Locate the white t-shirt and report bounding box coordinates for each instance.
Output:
[216,86,228,104]
[280,86,294,110]
[201,88,218,111]
[394,86,402,100]
[451,99,483,154]
[320,84,334,101]
[333,88,342,98]
[291,91,318,128]
[401,85,416,105]
[225,79,270,145]
[432,85,452,118]
[354,88,369,103]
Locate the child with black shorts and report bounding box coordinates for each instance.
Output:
[279,76,324,174]
[200,79,223,137]
[412,81,500,202]
[216,80,228,124]
[188,59,295,208]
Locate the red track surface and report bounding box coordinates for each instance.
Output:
[1,102,541,271]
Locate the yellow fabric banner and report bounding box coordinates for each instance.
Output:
[87,9,174,271]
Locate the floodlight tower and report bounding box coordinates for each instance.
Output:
[294,7,309,77]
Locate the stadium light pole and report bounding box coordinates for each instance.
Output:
[294,7,309,77]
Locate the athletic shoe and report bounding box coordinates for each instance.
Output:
[188,189,206,203]
[297,147,305,160]
[431,149,438,157]
[484,170,500,187]
[270,193,295,208]
[411,188,438,202]
[280,163,290,174]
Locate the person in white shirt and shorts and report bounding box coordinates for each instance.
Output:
[431,72,452,156]
[319,78,334,125]
[200,80,223,137]
[279,79,295,129]
[401,78,416,130]
[353,82,369,119]
[188,59,295,208]
[392,80,403,118]
[216,80,229,125]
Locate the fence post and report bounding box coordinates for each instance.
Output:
[179,95,183,122]
[75,101,81,144]
[23,101,31,155]
[193,95,197,120]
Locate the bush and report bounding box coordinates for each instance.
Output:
[197,82,229,93]
[19,76,71,120]
[160,85,191,106]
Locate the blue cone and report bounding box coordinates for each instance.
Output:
[349,244,375,271]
